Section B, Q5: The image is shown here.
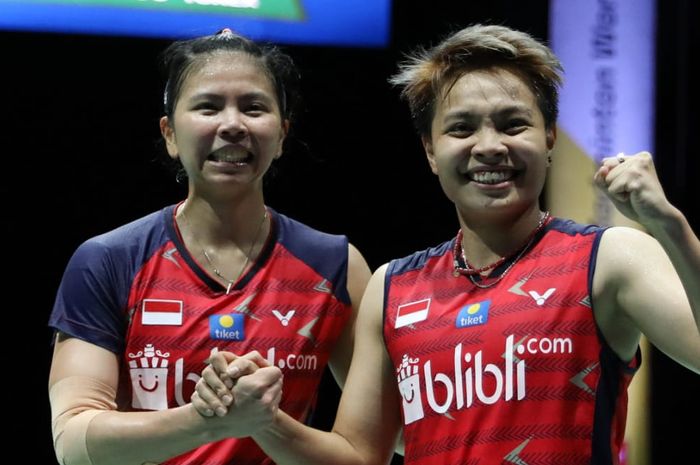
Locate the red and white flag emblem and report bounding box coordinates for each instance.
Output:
[395,298,431,328]
[142,299,183,326]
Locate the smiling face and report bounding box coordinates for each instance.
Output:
[160,51,288,197]
[423,67,555,218]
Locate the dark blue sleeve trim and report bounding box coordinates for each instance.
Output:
[48,208,172,354]
[274,210,351,305]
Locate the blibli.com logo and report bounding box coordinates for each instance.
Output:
[456,300,490,328]
[398,336,525,425]
[397,335,574,424]
[209,314,245,341]
[266,347,318,371]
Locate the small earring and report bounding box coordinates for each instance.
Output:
[546,151,553,166]
[175,168,188,184]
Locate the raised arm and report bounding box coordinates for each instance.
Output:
[49,333,282,465]
[593,151,700,371]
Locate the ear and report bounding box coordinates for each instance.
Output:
[422,135,438,175]
[160,116,178,159]
[546,125,557,151]
[274,119,290,159]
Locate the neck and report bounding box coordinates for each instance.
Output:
[458,208,547,270]
[177,196,270,293]
[178,194,268,247]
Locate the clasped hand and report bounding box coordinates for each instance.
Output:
[191,350,282,436]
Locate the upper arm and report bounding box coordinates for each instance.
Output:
[332,265,402,463]
[594,227,700,372]
[49,333,120,390]
[328,243,372,387]
[49,334,121,464]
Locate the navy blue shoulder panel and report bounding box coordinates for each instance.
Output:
[273,209,350,305]
[547,217,603,236]
[386,239,454,278]
[49,206,175,354]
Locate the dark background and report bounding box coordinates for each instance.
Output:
[5,1,698,463]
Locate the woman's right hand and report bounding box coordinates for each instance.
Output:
[192,350,283,437]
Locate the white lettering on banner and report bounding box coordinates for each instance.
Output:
[184,0,260,8]
[398,335,574,424]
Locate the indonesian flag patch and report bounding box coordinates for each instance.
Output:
[141,299,183,326]
[395,298,431,328]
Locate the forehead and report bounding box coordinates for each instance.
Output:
[437,68,538,114]
[179,51,275,96]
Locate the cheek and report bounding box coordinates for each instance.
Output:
[175,121,214,147]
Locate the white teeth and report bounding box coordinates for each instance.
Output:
[470,171,512,184]
[220,154,248,163]
[211,148,250,163]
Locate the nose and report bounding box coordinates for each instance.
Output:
[217,108,247,140]
[471,127,507,159]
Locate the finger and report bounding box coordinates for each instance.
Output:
[201,365,233,405]
[604,174,632,202]
[261,377,284,409]
[208,349,241,389]
[227,357,265,379]
[206,349,238,375]
[593,165,611,187]
[194,379,228,417]
[240,350,272,368]
[190,392,214,417]
[239,367,284,397]
[600,152,626,167]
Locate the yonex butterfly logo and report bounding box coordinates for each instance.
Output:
[528,288,556,306]
[272,310,296,326]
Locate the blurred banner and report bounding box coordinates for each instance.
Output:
[548,1,656,464]
[0,0,391,46]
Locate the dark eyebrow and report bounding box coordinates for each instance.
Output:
[442,105,534,123]
[442,110,478,124]
[495,105,534,119]
[187,91,275,103]
[187,92,223,102]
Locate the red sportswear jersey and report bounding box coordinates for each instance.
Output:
[50,205,352,465]
[383,218,639,465]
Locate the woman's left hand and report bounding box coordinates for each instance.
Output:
[593,151,675,227]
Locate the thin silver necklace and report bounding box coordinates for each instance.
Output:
[455,212,551,289]
[181,207,268,294]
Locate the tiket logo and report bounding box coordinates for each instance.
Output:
[455,300,490,328]
[128,344,170,410]
[209,314,245,341]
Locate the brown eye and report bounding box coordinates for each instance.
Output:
[447,123,473,137]
[503,119,528,135]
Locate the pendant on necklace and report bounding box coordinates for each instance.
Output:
[226,282,234,295]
